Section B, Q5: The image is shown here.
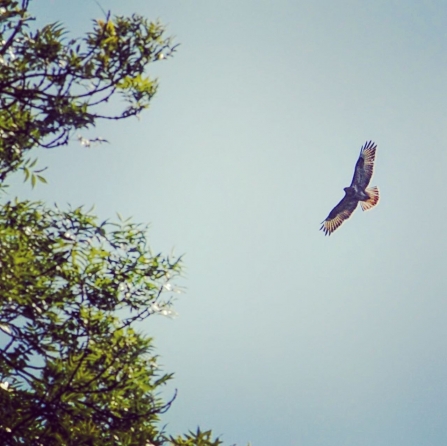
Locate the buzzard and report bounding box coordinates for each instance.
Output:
[320,141,379,236]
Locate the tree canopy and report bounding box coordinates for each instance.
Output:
[0,200,183,444]
[0,1,232,445]
[0,0,177,185]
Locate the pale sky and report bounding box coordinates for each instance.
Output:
[11,1,447,444]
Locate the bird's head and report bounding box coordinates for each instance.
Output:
[344,187,355,195]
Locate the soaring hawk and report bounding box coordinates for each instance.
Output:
[320,141,379,236]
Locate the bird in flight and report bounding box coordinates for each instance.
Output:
[320,141,379,236]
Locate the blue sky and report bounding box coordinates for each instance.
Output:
[10,0,447,444]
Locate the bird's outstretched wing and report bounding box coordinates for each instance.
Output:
[350,141,377,190]
[320,195,359,236]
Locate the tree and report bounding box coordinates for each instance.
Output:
[0,0,177,185]
[0,200,183,445]
[0,1,230,445]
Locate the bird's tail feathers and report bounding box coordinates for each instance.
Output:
[361,186,379,211]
